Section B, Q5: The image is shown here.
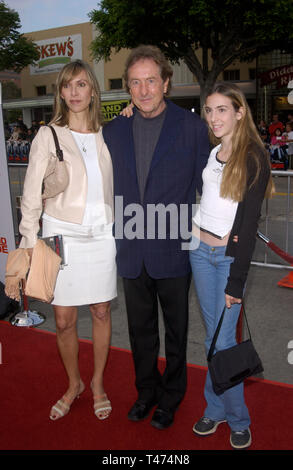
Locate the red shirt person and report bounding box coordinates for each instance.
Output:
[269,114,284,137]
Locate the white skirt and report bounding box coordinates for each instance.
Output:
[41,216,117,306]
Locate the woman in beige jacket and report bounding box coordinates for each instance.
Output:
[19,60,116,421]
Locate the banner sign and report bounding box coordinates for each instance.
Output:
[102,100,130,121]
[259,64,293,89]
[0,84,16,282]
[30,34,82,75]
[6,140,30,164]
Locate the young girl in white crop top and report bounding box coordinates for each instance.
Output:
[190,82,273,449]
[193,144,238,241]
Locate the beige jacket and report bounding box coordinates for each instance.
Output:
[19,124,114,248]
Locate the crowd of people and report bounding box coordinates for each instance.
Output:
[4,46,278,450]
[258,113,293,169]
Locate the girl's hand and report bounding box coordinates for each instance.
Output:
[225,294,242,309]
[120,102,134,118]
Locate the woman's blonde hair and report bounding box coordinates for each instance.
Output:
[203,82,274,201]
[50,60,103,131]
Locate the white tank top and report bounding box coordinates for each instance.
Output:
[193,145,238,238]
[43,131,106,227]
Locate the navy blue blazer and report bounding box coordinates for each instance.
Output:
[103,99,209,279]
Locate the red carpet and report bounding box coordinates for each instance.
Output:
[1,320,293,451]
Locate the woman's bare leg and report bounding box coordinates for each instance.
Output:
[90,301,112,418]
[90,301,111,394]
[50,305,84,419]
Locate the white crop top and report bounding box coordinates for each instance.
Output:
[193,144,238,238]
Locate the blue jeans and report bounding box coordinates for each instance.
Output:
[189,237,250,431]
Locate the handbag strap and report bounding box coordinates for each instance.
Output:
[207,301,251,362]
[47,125,64,161]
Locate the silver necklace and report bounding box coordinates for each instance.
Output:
[78,133,89,153]
[72,131,90,153]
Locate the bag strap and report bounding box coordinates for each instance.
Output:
[47,125,64,161]
[207,301,251,362]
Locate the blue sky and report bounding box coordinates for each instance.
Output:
[5,0,100,33]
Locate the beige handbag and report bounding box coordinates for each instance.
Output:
[5,240,61,303]
[25,239,61,303]
[42,125,69,200]
[5,249,30,301]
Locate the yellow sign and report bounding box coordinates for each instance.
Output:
[102,100,130,121]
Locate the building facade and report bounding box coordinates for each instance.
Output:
[2,22,293,127]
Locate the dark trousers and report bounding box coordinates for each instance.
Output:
[123,265,191,410]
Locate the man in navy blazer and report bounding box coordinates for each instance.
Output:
[103,45,209,429]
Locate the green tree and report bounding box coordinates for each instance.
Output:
[1,80,21,99]
[90,0,293,105]
[0,1,38,72]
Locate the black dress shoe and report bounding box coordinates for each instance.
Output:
[127,399,157,422]
[151,408,175,430]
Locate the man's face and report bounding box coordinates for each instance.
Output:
[127,58,169,119]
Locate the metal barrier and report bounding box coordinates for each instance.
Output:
[252,169,293,270]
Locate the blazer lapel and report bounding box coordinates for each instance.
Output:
[95,127,103,160]
[96,128,114,222]
[58,125,87,170]
[119,114,139,181]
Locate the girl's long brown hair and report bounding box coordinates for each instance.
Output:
[203,82,274,201]
[50,60,103,132]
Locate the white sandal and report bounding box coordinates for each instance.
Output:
[93,393,112,420]
[50,396,72,420]
[50,382,85,421]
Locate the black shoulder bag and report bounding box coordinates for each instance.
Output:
[207,302,264,396]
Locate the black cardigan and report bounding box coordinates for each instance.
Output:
[225,149,271,299]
